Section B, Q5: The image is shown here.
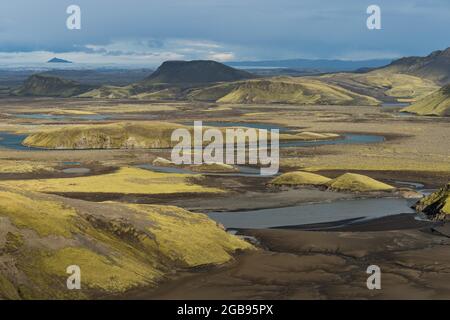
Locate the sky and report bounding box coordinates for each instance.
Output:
[0,0,449,66]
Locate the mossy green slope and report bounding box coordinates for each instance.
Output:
[0,167,221,195]
[0,187,251,299]
[78,85,135,99]
[326,173,394,192]
[319,70,439,102]
[22,122,184,149]
[415,183,450,219]
[188,77,380,105]
[401,85,450,116]
[270,171,331,186]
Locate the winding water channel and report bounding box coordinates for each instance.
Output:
[0,121,384,150]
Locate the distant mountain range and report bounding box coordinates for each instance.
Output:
[227,58,392,72]
[11,47,450,114]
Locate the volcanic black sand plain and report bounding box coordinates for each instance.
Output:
[0,94,449,299]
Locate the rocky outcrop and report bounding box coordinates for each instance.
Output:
[415,183,450,220]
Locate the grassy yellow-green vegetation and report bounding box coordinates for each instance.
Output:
[0,191,77,237]
[22,122,185,149]
[46,109,97,115]
[0,167,221,195]
[401,85,450,116]
[0,160,55,173]
[78,85,135,99]
[90,103,178,113]
[415,183,450,219]
[270,171,331,186]
[9,109,97,116]
[188,77,380,105]
[319,70,439,102]
[326,173,394,192]
[0,187,251,299]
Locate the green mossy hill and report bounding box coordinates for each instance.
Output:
[13,74,92,97]
[79,83,180,100]
[318,70,439,102]
[415,183,450,220]
[0,187,251,299]
[188,77,380,105]
[78,85,135,99]
[22,122,185,149]
[145,60,255,84]
[401,85,450,116]
[270,171,331,186]
[326,173,395,192]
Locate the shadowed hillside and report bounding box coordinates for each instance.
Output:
[380,47,450,85]
[13,74,93,97]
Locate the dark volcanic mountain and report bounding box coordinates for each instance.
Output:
[145,60,255,84]
[380,47,450,85]
[47,57,72,63]
[13,74,93,97]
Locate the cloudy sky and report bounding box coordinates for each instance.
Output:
[0,0,449,66]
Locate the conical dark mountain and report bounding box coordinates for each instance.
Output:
[380,47,450,85]
[14,74,93,97]
[145,60,255,84]
[47,57,72,63]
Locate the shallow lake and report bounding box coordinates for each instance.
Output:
[137,164,264,177]
[206,197,417,229]
[0,132,32,150]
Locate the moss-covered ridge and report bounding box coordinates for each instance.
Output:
[0,187,252,299]
[188,77,380,106]
[326,173,394,192]
[0,167,221,195]
[270,171,331,186]
[401,85,450,116]
[22,122,184,149]
[270,171,394,193]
